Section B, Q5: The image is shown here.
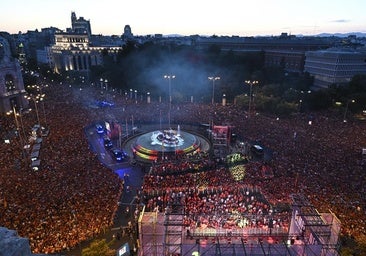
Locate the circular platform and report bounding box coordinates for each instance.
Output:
[130,129,210,161]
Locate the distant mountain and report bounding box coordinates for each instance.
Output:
[315,32,366,38]
[164,34,184,37]
[163,32,366,38]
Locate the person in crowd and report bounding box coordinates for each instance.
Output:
[0,82,365,253]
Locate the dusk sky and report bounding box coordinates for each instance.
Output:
[1,0,365,37]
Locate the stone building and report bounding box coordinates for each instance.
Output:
[71,11,92,37]
[264,50,306,73]
[0,227,46,256]
[50,12,122,78]
[0,35,28,114]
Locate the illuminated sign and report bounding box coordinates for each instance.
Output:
[117,243,130,256]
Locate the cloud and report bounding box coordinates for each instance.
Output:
[331,19,350,23]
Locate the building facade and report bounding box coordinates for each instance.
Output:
[122,25,134,40]
[52,32,102,73]
[304,47,366,89]
[265,50,306,73]
[50,12,123,78]
[71,11,92,37]
[0,36,28,114]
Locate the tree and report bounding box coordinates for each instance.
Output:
[81,239,115,256]
[349,74,366,94]
[306,90,333,111]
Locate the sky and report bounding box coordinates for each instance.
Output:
[1,0,365,37]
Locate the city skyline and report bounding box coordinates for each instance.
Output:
[1,0,365,37]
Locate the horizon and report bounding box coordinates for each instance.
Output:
[1,0,365,37]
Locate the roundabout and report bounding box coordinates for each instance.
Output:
[126,126,211,161]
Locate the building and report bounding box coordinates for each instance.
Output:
[12,27,59,63]
[52,32,101,74]
[122,25,134,40]
[71,11,92,37]
[0,35,28,114]
[193,34,331,53]
[265,50,306,73]
[0,227,47,256]
[304,47,366,89]
[50,12,123,78]
[192,34,332,74]
[36,46,53,68]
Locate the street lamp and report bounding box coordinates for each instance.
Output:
[36,85,48,129]
[164,74,175,128]
[298,90,311,112]
[104,79,108,91]
[100,78,103,90]
[17,108,28,141]
[208,76,220,105]
[39,95,47,129]
[343,99,355,122]
[164,75,175,104]
[147,92,151,104]
[6,104,25,157]
[245,80,259,117]
[25,94,43,127]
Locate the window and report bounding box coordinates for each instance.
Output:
[5,74,15,92]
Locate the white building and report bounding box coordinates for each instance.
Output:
[50,12,123,77]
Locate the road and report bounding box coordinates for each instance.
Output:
[62,125,146,256]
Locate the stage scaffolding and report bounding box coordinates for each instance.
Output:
[138,207,165,256]
[289,194,341,256]
[138,194,341,256]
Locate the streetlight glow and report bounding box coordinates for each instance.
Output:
[100,78,103,90]
[7,104,26,157]
[164,74,175,128]
[343,99,356,122]
[245,80,259,117]
[208,76,220,105]
[25,94,42,127]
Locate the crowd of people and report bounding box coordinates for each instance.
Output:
[0,84,123,253]
[0,82,365,254]
[142,159,290,238]
[96,84,366,241]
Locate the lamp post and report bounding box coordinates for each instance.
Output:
[147,92,151,104]
[100,78,103,90]
[7,104,25,158]
[18,108,27,141]
[245,80,259,117]
[25,95,41,127]
[343,99,355,122]
[164,75,175,104]
[104,79,108,91]
[208,76,220,105]
[40,96,47,129]
[298,90,311,112]
[38,85,48,128]
[164,74,175,128]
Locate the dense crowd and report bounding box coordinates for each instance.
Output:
[99,85,366,240]
[142,159,289,237]
[0,83,365,253]
[0,85,123,253]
